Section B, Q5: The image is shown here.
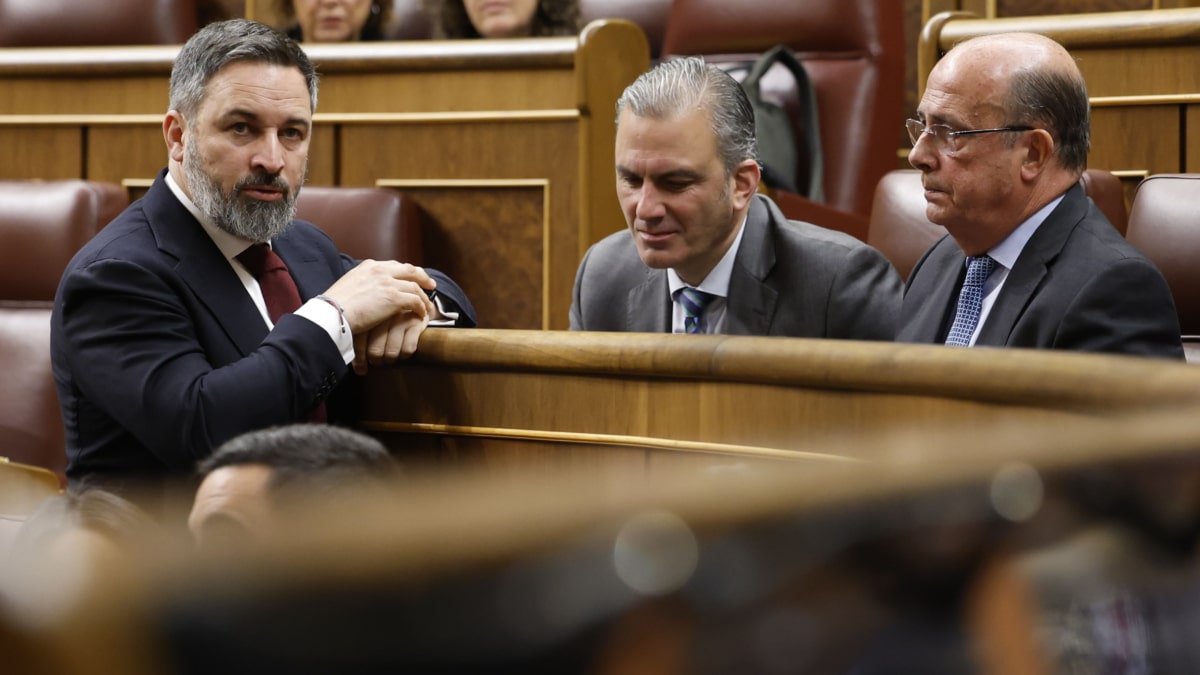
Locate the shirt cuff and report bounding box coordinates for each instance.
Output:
[428,290,459,327]
[296,299,355,365]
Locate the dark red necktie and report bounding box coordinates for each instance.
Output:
[236,243,301,324]
[236,243,326,423]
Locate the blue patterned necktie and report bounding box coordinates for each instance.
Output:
[945,255,996,347]
[678,287,717,334]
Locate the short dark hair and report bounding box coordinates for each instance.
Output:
[427,0,580,39]
[199,425,396,503]
[169,18,319,119]
[1004,64,1090,174]
[272,0,393,41]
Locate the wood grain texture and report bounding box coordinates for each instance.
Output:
[0,127,80,180]
[360,329,1200,473]
[379,183,547,330]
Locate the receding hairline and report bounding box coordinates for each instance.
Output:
[941,32,1079,78]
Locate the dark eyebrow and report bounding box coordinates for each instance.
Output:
[655,169,703,185]
[616,166,702,183]
[219,108,311,132]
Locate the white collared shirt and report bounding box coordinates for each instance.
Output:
[966,193,1066,346]
[164,173,354,364]
[666,214,749,334]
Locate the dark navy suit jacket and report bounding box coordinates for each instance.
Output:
[51,170,474,490]
[897,184,1183,359]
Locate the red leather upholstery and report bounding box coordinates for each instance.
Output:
[1125,174,1200,357]
[867,169,1130,282]
[865,171,946,282]
[295,186,424,265]
[661,0,905,222]
[580,0,672,59]
[1079,168,1128,236]
[385,0,434,40]
[0,181,129,478]
[0,0,198,46]
[0,181,127,302]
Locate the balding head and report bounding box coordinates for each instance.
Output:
[935,32,1090,174]
[911,32,1090,254]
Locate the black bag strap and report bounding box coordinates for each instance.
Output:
[743,45,824,203]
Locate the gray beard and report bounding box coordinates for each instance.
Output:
[184,142,299,243]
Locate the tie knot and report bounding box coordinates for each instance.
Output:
[964,255,995,287]
[678,287,716,314]
[677,287,717,334]
[236,243,286,279]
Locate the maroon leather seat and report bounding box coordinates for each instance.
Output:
[866,169,1130,282]
[579,0,672,59]
[0,181,128,478]
[295,186,424,265]
[1124,174,1200,361]
[385,0,435,40]
[661,0,905,241]
[0,0,198,46]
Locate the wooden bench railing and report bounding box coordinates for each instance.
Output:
[360,329,1200,477]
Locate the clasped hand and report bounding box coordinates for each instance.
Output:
[320,260,437,374]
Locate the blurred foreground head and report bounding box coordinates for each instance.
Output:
[188,424,398,550]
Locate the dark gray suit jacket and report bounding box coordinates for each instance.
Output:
[897,184,1184,359]
[569,194,901,339]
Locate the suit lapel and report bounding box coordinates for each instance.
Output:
[725,196,778,335]
[143,172,271,357]
[900,236,965,344]
[272,229,330,302]
[626,269,670,332]
[976,185,1086,346]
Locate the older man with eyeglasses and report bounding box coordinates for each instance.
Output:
[897,32,1183,359]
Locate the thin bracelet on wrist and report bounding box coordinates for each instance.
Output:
[314,294,348,335]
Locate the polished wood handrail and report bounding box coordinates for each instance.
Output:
[406,329,1200,412]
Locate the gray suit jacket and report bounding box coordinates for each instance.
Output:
[569,194,901,339]
[897,184,1184,359]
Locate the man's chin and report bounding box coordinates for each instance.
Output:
[634,247,681,271]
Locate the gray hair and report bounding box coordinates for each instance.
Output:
[1005,63,1090,174]
[169,18,319,119]
[616,56,757,174]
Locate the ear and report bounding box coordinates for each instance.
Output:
[730,158,761,211]
[164,110,186,164]
[1019,128,1055,182]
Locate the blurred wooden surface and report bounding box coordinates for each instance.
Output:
[0,19,651,330]
[22,397,1200,675]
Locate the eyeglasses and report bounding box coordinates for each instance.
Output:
[906,118,1034,154]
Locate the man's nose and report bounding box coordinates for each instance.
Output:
[635,183,666,220]
[252,134,285,175]
[908,134,936,173]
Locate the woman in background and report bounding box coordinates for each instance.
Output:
[427,0,579,39]
[275,0,393,42]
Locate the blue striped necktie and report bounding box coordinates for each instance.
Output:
[945,255,995,347]
[678,287,717,334]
